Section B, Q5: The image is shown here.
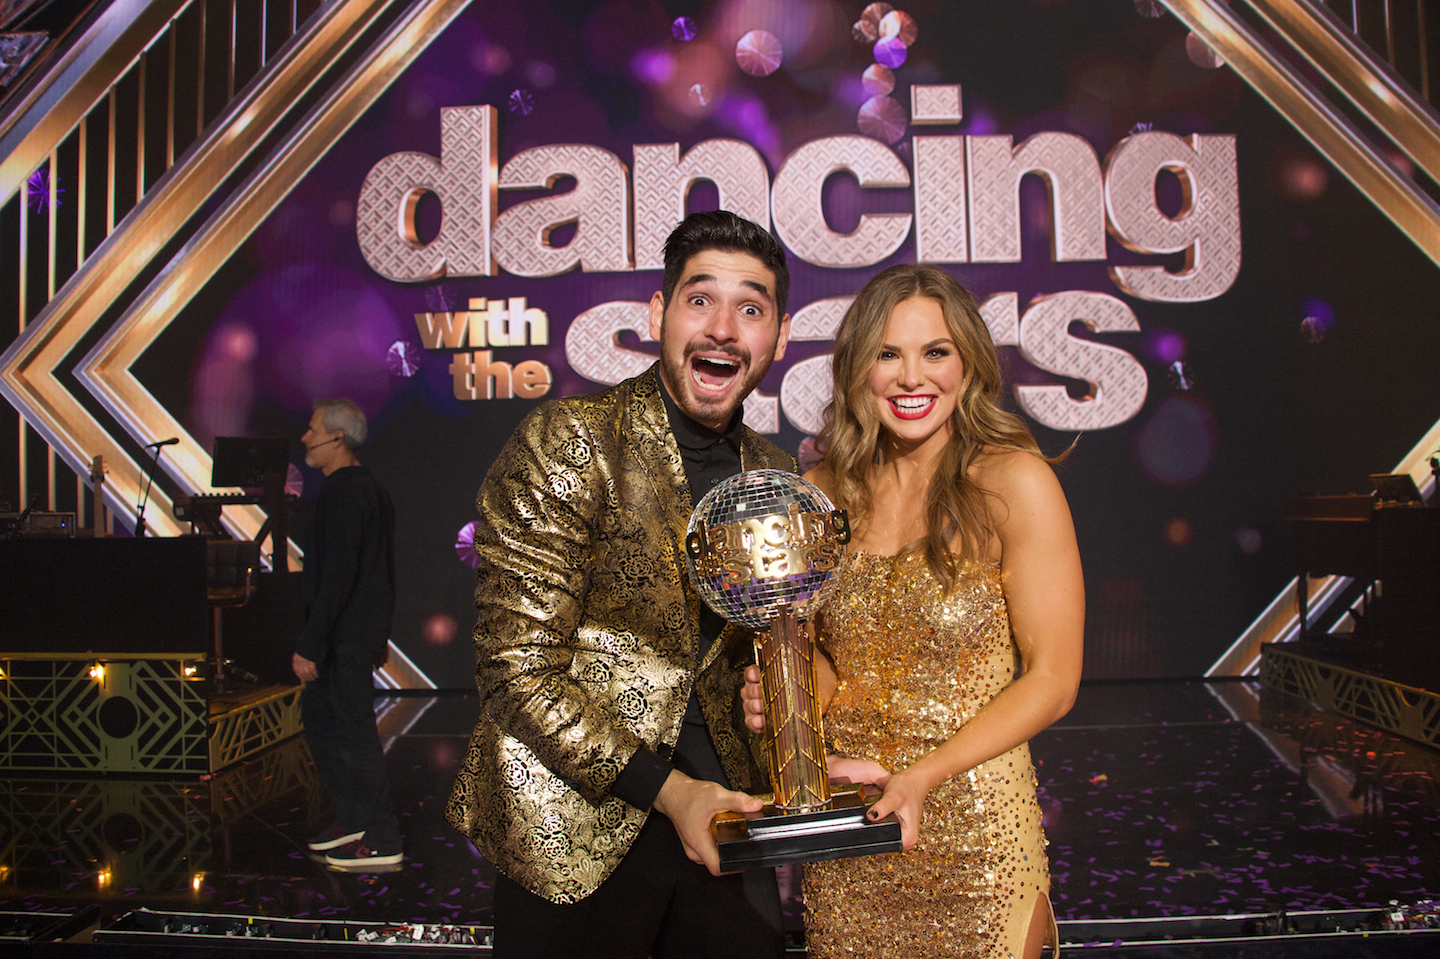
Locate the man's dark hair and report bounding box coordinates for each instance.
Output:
[660,210,789,318]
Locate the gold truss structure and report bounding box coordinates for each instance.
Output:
[1259,643,1440,749]
[1165,0,1440,266]
[1186,0,1440,676]
[208,683,302,772]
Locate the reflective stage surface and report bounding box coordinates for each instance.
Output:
[1,681,1436,949]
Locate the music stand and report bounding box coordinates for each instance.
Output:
[1369,473,1423,507]
[212,437,289,488]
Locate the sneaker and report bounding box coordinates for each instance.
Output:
[325,839,404,868]
[307,824,364,852]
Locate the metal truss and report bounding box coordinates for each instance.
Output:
[1259,644,1440,748]
[207,684,303,773]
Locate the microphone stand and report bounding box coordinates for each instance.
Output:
[135,444,168,538]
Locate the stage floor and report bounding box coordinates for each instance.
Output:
[1,680,1437,948]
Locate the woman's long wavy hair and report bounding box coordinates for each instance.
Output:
[818,264,1059,590]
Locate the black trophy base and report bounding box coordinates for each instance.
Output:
[713,782,903,871]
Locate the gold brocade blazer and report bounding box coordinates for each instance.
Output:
[444,366,797,904]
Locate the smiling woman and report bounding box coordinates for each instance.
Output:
[755,263,1084,959]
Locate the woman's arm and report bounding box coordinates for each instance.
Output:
[865,450,1085,847]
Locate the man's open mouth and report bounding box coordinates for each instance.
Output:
[690,354,740,390]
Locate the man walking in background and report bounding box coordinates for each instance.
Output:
[293,398,402,869]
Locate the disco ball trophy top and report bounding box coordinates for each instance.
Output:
[685,469,902,870]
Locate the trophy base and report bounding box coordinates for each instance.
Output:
[713,782,903,871]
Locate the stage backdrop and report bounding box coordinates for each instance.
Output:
[101,0,1440,684]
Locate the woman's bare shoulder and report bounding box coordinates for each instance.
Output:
[971,446,1052,487]
[970,447,1069,521]
[803,463,839,498]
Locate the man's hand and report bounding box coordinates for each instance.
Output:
[652,770,763,876]
[741,664,766,734]
[292,653,318,683]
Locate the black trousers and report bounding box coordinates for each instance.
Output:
[492,810,784,959]
[300,647,400,848]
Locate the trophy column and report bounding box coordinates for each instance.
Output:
[756,606,830,811]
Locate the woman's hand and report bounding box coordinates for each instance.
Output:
[827,755,890,787]
[864,767,932,851]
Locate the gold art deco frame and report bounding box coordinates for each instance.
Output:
[0,0,469,557]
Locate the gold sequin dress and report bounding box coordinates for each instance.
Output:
[804,552,1056,959]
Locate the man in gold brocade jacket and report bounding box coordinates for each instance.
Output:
[447,212,795,958]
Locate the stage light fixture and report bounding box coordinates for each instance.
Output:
[191,871,206,893]
[89,662,105,681]
[97,867,112,889]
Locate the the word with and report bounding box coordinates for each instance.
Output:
[415,296,553,401]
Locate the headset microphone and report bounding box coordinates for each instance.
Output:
[305,436,342,452]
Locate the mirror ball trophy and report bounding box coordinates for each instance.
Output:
[684,469,902,870]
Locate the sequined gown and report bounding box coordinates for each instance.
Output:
[804,552,1055,959]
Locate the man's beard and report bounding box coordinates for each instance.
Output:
[661,340,771,429]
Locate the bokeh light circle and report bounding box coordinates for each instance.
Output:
[860,2,895,36]
[878,10,917,45]
[1134,396,1218,487]
[284,463,304,499]
[861,64,895,97]
[456,520,480,568]
[736,30,783,77]
[1164,518,1193,547]
[1299,296,1335,343]
[671,16,697,42]
[873,36,908,69]
[1185,33,1224,69]
[423,612,459,646]
[1281,158,1328,200]
[508,88,534,114]
[220,324,258,362]
[858,95,908,144]
[386,340,422,377]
